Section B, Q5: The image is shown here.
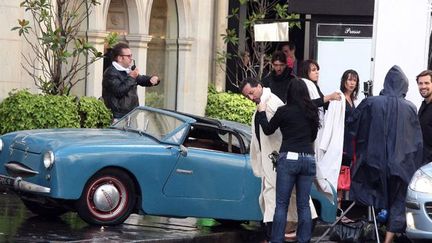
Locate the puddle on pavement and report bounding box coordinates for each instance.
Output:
[0,190,264,242]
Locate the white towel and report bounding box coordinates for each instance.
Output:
[317,90,346,195]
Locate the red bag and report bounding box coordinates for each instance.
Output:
[337,165,351,191]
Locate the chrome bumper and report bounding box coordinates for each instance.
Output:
[0,174,50,193]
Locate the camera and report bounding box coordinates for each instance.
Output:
[268,150,279,170]
[363,80,373,97]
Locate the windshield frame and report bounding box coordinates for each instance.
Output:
[110,107,194,145]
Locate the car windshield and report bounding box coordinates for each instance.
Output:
[112,109,186,142]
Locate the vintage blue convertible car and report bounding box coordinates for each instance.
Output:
[0,106,336,226]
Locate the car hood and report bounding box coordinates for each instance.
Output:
[420,162,432,176]
[7,128,159,153]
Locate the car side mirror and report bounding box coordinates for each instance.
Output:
[179,144,188,157]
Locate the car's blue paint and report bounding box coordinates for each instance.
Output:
[53,144,178,199]
[0,106,336,223]
[310,179,338,223]
[163,149,247,200]
[0,107,263,221]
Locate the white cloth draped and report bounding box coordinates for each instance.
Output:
[302,78,345,196]
[250,87,317,223]
[250,88,284,222]
[302,78,325,158]
[317,91,345,195]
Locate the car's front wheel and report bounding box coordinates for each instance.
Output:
[76,168,136,226]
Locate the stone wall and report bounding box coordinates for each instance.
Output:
[0,0,227,117]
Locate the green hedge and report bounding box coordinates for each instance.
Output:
[205,87,255,125]
[0,90,112,135]
[78,96,112,128]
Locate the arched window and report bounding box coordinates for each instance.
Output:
[104,0,179,110]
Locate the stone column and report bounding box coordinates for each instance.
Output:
[175,38,194,113]
[83,31,106,98]
[126,34,153,105]
[212,0,228,92]
[164,38,179,110]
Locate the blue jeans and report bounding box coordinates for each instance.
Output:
[270,152,316,243]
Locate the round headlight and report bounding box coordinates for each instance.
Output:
[43,151,55,169]
[0,138,3,152]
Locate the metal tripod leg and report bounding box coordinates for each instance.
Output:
[371,206,381,243]
[315,201,356,243]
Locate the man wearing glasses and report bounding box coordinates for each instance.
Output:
[102,42,160,122]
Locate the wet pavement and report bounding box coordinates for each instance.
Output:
[0,189,264,242]
[0,190,339,242]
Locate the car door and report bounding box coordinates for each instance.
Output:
[163,126,247,201]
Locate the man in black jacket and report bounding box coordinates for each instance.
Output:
[102,43,160,121]
[416,70,432,163]
[261,51,295,103]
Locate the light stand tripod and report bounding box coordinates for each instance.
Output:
[315,201,381,243]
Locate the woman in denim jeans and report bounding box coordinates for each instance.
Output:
[256,78,320,243]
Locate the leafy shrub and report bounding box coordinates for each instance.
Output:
[78,96,112,128]
[0,90,112,135]
[205,88,255,125]
[0,90,79,134]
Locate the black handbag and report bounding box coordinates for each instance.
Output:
[329,219,366,243]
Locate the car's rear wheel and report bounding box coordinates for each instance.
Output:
[22,198,67,217]
[76,168,136,226]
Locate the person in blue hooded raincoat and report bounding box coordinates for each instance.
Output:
[348,65,424,243]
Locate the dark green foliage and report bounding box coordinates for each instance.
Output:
[77,96,112,128]
[205,88,255,125]
[0,90,112,135]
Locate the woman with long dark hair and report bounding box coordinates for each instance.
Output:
[298,60,341,110]
[338,70,360,205]
[256,78,319,243]
[298,60,344,198]
[340,69,360,166]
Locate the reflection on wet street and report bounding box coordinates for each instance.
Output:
[0,190,265,242]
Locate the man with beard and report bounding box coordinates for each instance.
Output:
[261,51,295,103]
[416,70,432,163]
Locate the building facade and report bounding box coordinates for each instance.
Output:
[0,0,229,116]
[2,0,431,115]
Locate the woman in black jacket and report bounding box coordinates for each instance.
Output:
[298,59,340,109]
[256,78,320,243]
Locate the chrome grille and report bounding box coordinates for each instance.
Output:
[426,202,432,220]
